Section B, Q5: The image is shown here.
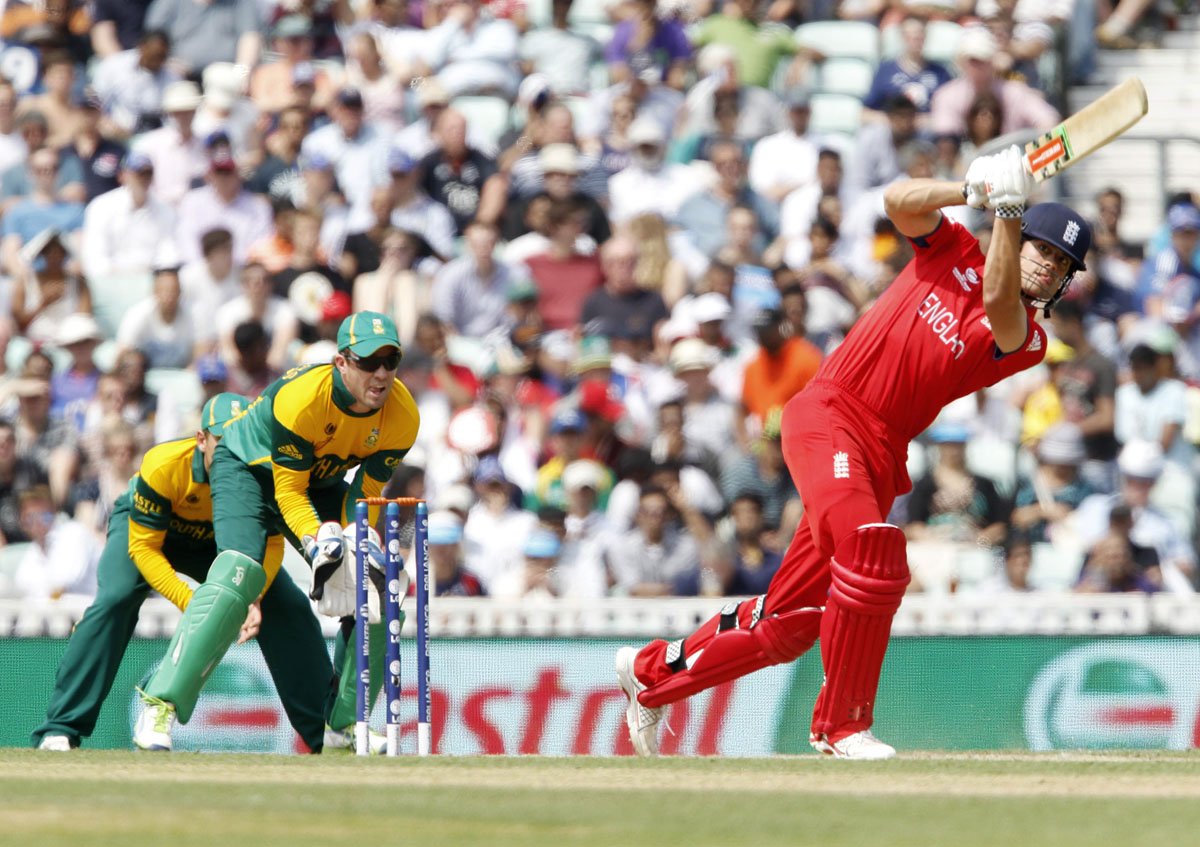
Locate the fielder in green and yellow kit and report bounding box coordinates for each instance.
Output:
[33,394,332,752]
[135,311,421,749]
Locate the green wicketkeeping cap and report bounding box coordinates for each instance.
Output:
[337,311,401,356]
[201,392,250,434]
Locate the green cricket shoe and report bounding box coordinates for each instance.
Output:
[134,689,177,751]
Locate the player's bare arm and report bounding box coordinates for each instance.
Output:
[882,179,967,239]
[982,216,1029,353]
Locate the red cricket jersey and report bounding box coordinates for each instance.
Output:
[816,215,1047,440]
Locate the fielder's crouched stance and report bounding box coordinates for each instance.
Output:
[33,394,331,753]
[132,310,420,752]
[617,146,1093,759]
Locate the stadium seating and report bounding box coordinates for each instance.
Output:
[144,368,204,425]
[794,21,881,63]
[1028,541,1086,591]
[89,273,154,341]
[451,96,513,149]
[881,20,965,63]
[807,92,863,135]
[815,57,876,98]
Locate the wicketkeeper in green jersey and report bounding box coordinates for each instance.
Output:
[33,394,332,752]
[133,311,421,750]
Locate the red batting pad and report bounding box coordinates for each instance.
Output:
[811,524,909,740]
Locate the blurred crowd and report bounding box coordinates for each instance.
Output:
[0,0,1196,604]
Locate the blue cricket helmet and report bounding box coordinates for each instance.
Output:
[1021,203,1091,272]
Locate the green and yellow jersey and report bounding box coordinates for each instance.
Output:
[219,363,420,543]
[124,438,283,610]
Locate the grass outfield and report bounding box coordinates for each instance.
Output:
[3,750,1200,846]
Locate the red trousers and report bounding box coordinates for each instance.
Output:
[634,381,910,713]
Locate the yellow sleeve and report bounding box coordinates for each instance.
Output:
[128,521,195,610]
[261,534,284,594]
[272,464,322,543]
[269,379,324,542]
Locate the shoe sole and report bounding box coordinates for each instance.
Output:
[615,647,659,757]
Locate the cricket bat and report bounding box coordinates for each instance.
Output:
[1023,77,1149,182]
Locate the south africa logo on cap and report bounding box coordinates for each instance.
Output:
[373,318,384,335]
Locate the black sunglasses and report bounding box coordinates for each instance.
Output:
[345,348,402,371]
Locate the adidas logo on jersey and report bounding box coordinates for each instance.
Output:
[1026,333,1043,353]
[278,443,304,460]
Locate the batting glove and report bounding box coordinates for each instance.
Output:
[304,521,347,601]
[985,145,1034,219]
[962,155,990,210]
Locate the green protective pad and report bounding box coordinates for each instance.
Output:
[326,615,404,732]
[143,550,266,723]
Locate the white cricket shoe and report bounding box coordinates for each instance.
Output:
[615,646,663,757]
[133,692,176,751]
[37,734,72,752]
[323,724,388,755]
[810,730,896,760]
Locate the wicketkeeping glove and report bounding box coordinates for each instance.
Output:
[304,521,347,601]
[984,144,1034,219]
[314,524,408,622]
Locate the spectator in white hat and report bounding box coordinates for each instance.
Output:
[10,375,78,510]
[929,26,1059,138]
[50,313,104,431]
[193,63,259,164]
[608,117,695,224]
[667,338,735,464]
[505,136,611,245]
[131,80,208,207]
[9,229,91,346]
[1074,440,1196,594]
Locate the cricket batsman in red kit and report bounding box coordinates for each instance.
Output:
[616,145,1093,758]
